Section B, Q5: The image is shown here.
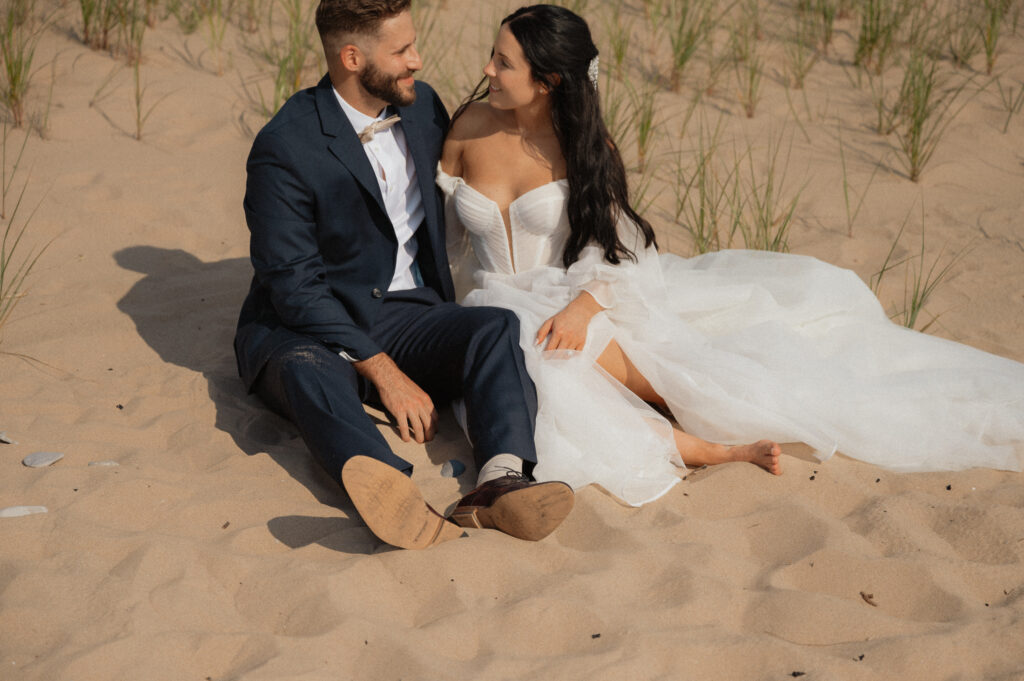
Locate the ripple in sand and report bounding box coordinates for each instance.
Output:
[22,452,64,468]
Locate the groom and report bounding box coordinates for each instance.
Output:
[235,0,574,549]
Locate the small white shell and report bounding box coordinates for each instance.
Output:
[0,506,48,518]
[23,452,64,468]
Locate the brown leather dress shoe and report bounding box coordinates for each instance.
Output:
[450,472,574,541]
[342,456,464,550]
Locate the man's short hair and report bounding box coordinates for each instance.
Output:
[316,0,412,56]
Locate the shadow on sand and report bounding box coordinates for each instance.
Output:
[114,245,398,554]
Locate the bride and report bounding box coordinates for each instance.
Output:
[437,4,1024,506]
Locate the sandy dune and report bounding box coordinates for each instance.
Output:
[2,0,1023,679]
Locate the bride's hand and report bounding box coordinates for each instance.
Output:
[536,292,604,351]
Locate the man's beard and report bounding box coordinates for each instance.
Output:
[360,61,416,107]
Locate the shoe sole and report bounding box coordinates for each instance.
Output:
[450,481,574,541]
[342,456,464,550]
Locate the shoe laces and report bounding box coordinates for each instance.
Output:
[496,468,530,483]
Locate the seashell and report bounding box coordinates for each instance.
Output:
[88,460,120,467]
[0,506,48,518]
[22,452,64,468]
[0,431,16,445]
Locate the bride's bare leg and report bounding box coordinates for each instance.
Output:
[596,340,782,475]
[671,429,782,475]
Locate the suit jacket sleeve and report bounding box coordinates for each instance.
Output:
[244,127,383,361]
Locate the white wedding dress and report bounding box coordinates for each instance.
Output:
[437,167,1024,506]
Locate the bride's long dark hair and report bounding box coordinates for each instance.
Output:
[452,4,657,268]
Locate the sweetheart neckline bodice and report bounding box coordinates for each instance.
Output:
[457,177,569,221]
[438,167,572,276]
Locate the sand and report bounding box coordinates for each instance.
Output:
[2,0,1023,679]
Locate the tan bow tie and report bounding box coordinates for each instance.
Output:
[358,114,401,143]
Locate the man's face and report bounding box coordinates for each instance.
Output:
[360,10,421,107]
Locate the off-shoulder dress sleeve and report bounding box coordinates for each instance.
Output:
[436,164,482,302]
[564,212,664,324]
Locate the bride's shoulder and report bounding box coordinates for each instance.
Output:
[449,102,502,140]
[444,103,502,176]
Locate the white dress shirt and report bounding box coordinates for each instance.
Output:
[334,89,424,292]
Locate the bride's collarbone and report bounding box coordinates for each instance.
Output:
[462,154,566,212]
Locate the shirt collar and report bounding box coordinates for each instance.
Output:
[333,88,391,134]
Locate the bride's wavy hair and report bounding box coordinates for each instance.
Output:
[452,4,657,267]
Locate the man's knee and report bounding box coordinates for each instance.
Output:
[470,305,521,340]
[261,338,357,398]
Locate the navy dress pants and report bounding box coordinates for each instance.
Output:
[253,288,538,482]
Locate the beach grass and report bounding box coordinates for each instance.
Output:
[80,0,119,50]
[132,56,164,140]
[701,33,731,96]
[784,9,819,89]
[206,0,230,75]
[996,76,1024,132]
[121,0,147,64]
[837,126,884,237]
[948,0,983,69]
[0,124,45,347]
[731,2,763,117]
[870,200,969,331]
[816,0,837,55]
[854,0,904,75]
[246,0,317,117]
[901,232,969,331]
[667,0,711,93]
[672,116,742,254]
[627,77,658,172]
[893,50,974,182]
[28,55,55,137]
[0,0,41,128]
[737,132,800,252]
[981,0,1007,75]
[603,3,632,77]
[600,73,636,154]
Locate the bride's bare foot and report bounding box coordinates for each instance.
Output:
[672,428,782,475]
[725,440,782,475]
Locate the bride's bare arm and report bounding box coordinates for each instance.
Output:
[440,132,463,178]
[536,291,605,351]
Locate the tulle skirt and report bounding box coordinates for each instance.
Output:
[461,250,1024,506]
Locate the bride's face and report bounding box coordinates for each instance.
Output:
[483,25,547,111]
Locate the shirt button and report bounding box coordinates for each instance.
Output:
[371,288,383,299]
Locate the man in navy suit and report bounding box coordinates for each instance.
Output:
[235,0,573,549]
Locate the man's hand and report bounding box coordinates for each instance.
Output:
[536,291,604,351]
[354,353,438,444]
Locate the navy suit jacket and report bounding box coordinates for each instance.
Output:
[235,75,454,391]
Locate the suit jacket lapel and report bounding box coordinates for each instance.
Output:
[396,110,441,235]
[315,77,389,223]
[396,106,450,292]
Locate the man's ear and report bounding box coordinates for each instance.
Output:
[339,43,363,72]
